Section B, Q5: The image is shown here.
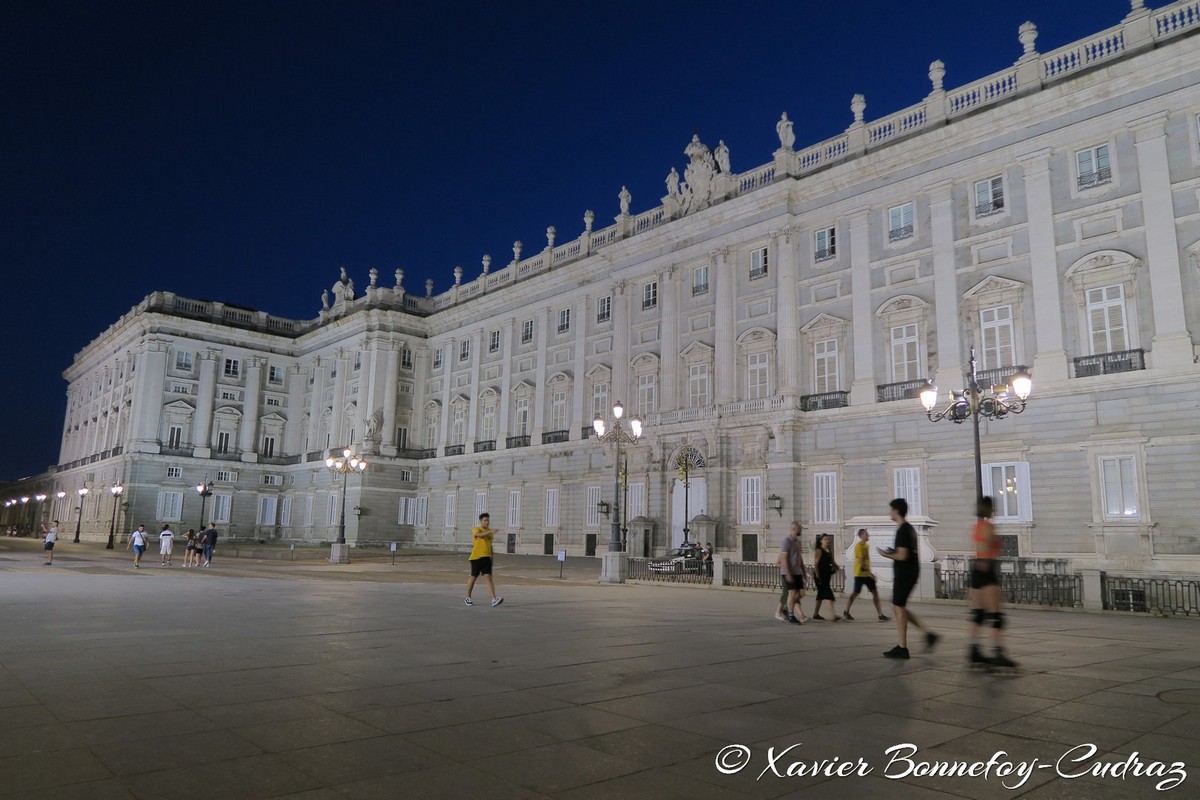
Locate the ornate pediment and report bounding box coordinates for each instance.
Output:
[547,371,572,385]
[799,313,848,334]
[963,275,1025,300]
[735,326,776,345]
[585,363,611,380]
[679,341,713,360]
[875,294,929,318]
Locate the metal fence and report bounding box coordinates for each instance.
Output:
[937,569,1081,607]
[1104,575,1200,617]
[724,562,846,592]
[627,557,713,585]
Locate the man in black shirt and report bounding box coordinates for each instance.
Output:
[877,498,939,659]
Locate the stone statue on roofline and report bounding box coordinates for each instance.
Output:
[618,185,631,216]
[666,167,680,197]
[714,140,730,173]
[776,112,795,150]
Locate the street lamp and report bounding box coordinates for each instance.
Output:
[20,497,29,535]
[920,346,1032,502]
[195,477,213,531]
[55,490,65,525]
[672,446,705,547]
[106,485,123,549]
[592,401,643,553]
[75,487,89,543]
[326,447,367,545]
[34,493,47,531]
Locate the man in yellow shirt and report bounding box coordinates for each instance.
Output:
[843,528,888,622]
[465,512,503,607]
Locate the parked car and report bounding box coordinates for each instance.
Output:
[648,545,704,574]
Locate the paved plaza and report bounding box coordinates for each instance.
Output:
[1,539,1197,799]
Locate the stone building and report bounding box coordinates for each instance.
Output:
[9,1,1200,577]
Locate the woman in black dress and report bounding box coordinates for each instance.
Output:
[811,534,842,621]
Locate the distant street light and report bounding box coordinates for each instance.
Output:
[106,485,123,549]
[592,402,642,554]
[326,448,367,545]
[75,487,89,544]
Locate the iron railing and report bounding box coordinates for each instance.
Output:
[506,435,531,449]
[1103,575,1200,617]
[1073,348,1145,378]
[937,569,1081,607]
[541,430,570,444]
[473,440,496,453]
[444,444,465,456]
[628,557,713,585]
[876,379,927,403]
[800,391,849,411]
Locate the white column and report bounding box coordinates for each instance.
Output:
[713,248,737,404]
[1129,112,1194,367]
[848,209,876,405]
[381,344,401,456]
[1018,150,1069,382]
[466,330,482,444]
[331,350,349,447]
[410,347,429,453]
[192,350,219,457]
[928,182,963,389]
[612,283,631,405]
[283,365,305,455]
[659,268,680,409]
[497,324,512,443]
[532,308,550,437]
[306,358,328,455]
[774,229,800,397]
[572,296,588,437]
[129,343,169,453]
[438,337,454,449]
[239,357,263,461]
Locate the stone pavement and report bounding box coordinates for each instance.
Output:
[1,539,1197,799]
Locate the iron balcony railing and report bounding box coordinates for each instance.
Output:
[1077,166,1112,189]
[800,391,849,411]
[814,247,836,261]
[541,430,570,444]
[972,364,1028,390]
[473,440,495,453]
[975,199,1004,217]
[1073,348,1145,378]
[691,283,709,296]
[506,435,531,449]
[444,444,465,456]
[876,379,927,403]
[888,224,914,242]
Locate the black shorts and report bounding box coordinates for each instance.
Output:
[44,541,55,551]
[970,560,1000,589]
[853,576,876,594]
[470,557,493,577]
[892,574,917,607]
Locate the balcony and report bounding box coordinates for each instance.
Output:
[1073,348,1145,378]
[876,379,927,403]
[973,365,1028,390]
[975,199,1004,217]
[1077,166,1112,190]
[691,283,709,296]
[814,247,835,262]
[396,448,433,459]
[541,430,570,444]
[749,267,768,280]
[417,448,438,459]
[444,444,465,456]
[473,440,496,453]
[887,224,914,242]
[800,391,849,411]
[506,435,531,449]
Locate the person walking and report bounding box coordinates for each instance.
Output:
[968,496,1016,669]
[159,524,175,566]
[464,512,503,606]
[42,520,59,565]
[201,523,218,566]
[843,528,889,621]
[878,498,939,659]
[183,529,198,567]
[810,533,842,620]
[128,524,149,569]
[775,521,808,624]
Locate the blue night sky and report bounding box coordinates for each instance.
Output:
[2,0,1126,479]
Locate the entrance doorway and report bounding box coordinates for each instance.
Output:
[670,477,707,547]
[585,533,597,557]
[741,533,758,562]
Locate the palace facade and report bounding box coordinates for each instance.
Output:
[11,1,1200,576]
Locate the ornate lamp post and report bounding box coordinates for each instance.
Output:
[20,496,29,535]
[75,487,89,544]
[195,477,213,531]
[106,485,123,549]
[920,347,1032,502]
[672,446,705,546]
[592,401,642,555]
[326,447,367,545]
[55,490,66,531]
[34,493,47,531]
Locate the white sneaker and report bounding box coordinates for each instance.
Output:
[464,597,473,606]
[491,596,504,607]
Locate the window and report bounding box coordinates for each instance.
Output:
[514,397,530,436]
[433,348,443,369]
[628,482,645,520]
[326,493,338,526]
[1086,285,1128,354]
[558,308,571,334]
[550,391,567,431]
[692,265,709,296]
[258,496,278,526]
[475,491,488,517]
[481,404,496,441]
[266,397,281,407]
[893,467,922,517]
[216,470,238,483]
[544,487,559,527]
[167,425,183,450]
[401,469,413,483]
[814,227,836,261]
[445,492,457,528]
[747,352,770,400]
[688,363,710,408]
[401,348,413,369]
[488,330,500,353]
[262,474,282,486]
[268,366,283,384]
[814,339,840,394]
[175,351,193,371]
[216,432,232,455]
[424,413,438,449]
[586,486,601,527]
[1076,144,1111,189]
[171,383,191,395]
[890,324,920,382]
[981,462,1032,523]
[521,320,534,344]
[814,472,837,524]
[398,496,429,526]
[980,306,1015,371]
[888,202,914,242]
[638,374,657,415]
[280,496,292,526]
[974,176,1004,217]
[739,476,762,525]
[451,406,466,445]
[354,352,362,371]
[220,390,239,401]
[592,382,609,418]
[223,358,241,378]
[458,340,470,362]
[213,494,232,524]
[597,296,611,323]
[642,281,658,310]
[749,246,768,279]
[166,466,182,479]
[261,435,276,459]
[1100,456,1139,519]
[507,489,521,528]
[156,491,183,522]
